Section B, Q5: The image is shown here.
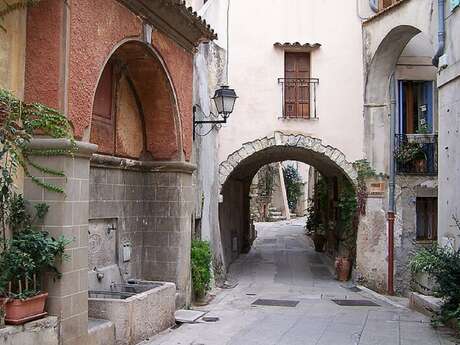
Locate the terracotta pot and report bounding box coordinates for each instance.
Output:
[335,257,351,282]
[413,158,427,173]
[313,234,326,252]
[0,292,48,325]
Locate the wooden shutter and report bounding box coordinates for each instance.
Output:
[284,52,310,118]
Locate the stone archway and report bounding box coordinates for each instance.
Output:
[217,131,358,268]
[219,132,358,192]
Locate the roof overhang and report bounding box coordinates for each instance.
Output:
[274,42,321,52]
[118,0,217,52]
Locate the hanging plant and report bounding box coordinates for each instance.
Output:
[353,159,376,216]
[394,141,425,164]
[283,165,303,211]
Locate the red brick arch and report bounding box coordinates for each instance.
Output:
[90,39,183,161]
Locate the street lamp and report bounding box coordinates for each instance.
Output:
[193,85,238,139]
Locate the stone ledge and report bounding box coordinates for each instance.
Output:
[28,138,98,159]
[90,154,196,174]
[0,316,58,345]
[409,291,442,317]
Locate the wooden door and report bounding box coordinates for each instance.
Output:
[284,53,311,118]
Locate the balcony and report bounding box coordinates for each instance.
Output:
[278,78,319,119]
[395,134,438,175]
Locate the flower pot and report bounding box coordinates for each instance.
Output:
[313,234,326,252]
[0,292,48,325]
[413,158,427,173]
[335,257,351,282]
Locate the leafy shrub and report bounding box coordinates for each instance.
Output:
[283,165,303,211]
[191,240,212,298]
[0,194,70,299]
[410,243,460,328]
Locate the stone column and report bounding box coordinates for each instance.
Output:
[24,139,97,345]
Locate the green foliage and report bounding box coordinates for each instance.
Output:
[394,141,425,164]
[283,165,303,211]
[353,159,376,216]
[306,176,327,236]
[409,241,460,329]
[0,197,70,299]
[0,88,74,248]
[191,240,212,298]
[337,182,358,255]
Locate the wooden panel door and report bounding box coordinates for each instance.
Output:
[284,53,310,118]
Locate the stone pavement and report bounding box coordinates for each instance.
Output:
[143,219,459,345]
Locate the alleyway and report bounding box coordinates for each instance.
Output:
[145,220,457,345]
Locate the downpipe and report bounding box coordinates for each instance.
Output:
[432,0,446,67]
[387,75,397,296]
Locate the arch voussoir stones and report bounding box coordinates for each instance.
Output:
[219,132,358,193]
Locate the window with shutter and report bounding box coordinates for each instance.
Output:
[416,197,438,241]
[284,52,311,119]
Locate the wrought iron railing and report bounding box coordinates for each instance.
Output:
[278,78,319,119]
[395,134,438,175]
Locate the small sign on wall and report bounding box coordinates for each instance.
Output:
[367,180,386,198]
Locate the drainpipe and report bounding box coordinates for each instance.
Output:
[432,0,446,67]
[387,74,397,296]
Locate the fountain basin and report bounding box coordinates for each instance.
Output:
[88,280,175,345]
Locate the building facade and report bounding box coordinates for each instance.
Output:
[1,1,215,344]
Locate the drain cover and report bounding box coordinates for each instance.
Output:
[332,299,380,307]
[252,299,299,307]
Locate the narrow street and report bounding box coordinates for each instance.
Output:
[145,220,457,345]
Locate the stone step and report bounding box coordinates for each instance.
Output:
[88,318,115,345]
[269,215,287,221]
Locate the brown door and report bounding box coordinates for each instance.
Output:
[284,52,311,118]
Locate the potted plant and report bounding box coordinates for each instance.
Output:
[306,203,327,252]
[335,183,358,282]
[394,141,426,172]
[0,195,70,325]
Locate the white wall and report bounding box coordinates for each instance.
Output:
[213,0,366,165]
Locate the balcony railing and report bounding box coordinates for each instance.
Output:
[278,78,319,119]
[395,134,438,175]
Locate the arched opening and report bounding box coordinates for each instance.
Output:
[218,133,359,279]
[87,40,191,306]
[362,24,438,293]
[90,40,181,161]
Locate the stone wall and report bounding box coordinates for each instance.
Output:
[89,156,194,306]
[438,3,460,250]
[356,176,437,295]
[0,317,58,345]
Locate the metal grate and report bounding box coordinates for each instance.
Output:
[252,299,299,307]
[332,299,380,307]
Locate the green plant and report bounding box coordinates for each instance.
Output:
[306,176,328,236]
[337,182,358,256]
[283,165,303,211]
[409,242,460,329]
[0,195,70,299]
[191,240,212,298]
[394,141,425,164]
[353,159,376,216]
[0,88,74,247]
